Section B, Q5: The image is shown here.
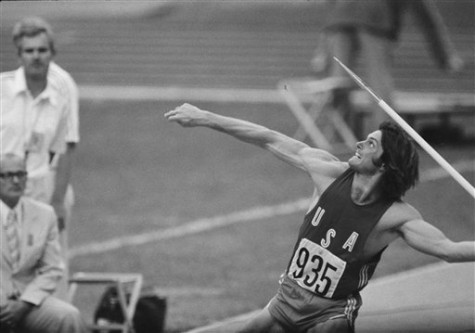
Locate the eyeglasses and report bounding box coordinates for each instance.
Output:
[0,171,28,181]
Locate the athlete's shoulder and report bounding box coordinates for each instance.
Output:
[301,147,348,175]
[300,147,349,194]
[381,200,422,229]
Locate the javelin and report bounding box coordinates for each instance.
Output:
[333,57,475,198]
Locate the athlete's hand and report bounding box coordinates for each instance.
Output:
[165,103,208,127]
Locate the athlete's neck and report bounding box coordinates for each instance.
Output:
[351,173,383,205]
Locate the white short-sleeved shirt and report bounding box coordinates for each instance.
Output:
[1,67,69,180]
[48,62,80,144]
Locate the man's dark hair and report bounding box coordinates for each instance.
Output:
[378,121,419,201]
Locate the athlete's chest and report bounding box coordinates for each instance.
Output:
[300,200,379,257]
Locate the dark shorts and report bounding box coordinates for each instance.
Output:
[267,276,361,332]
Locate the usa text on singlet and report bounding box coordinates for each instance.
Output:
[286,168,394,299]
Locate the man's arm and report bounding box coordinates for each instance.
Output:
[165,104,347,185]
[50,142,75,231]
[20,206,64,305]
[0,299,34,328]
[47,64,80,230]
[398,216,475,263]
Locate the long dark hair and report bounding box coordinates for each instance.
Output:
[378,121,419,201]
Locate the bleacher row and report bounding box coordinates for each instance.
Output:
[1,2,473,90]
[1,2,473,144]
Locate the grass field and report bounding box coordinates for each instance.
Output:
[67,99,474,332]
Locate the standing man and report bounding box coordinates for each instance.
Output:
[1,16,80,298]
[0,154,88,333]
[311,0,463,135]
[165,103,475,332]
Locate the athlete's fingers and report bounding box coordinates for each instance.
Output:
[164,108,179,120]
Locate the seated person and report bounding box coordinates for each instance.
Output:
[0,153,88,333]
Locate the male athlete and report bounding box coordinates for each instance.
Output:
[165,103,475,333]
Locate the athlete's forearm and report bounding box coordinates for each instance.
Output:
[203,110,282,148]
[51,144,74,202]
[443,241,475,263]
[165,103,309,163]
[400,218,475,263]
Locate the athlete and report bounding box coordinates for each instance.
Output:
[165,103,475,333]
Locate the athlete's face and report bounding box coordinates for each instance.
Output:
[348,130,384,174]
[18,33,53,80]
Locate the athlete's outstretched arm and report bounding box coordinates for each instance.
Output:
[165,103,344,177]
[398,217,475,263]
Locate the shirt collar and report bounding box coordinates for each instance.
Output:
[12,67,28,95]
[12,67,58,106]
[0,198,23,226]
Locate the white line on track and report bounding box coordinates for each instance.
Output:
[419,160,474,183]
[69,160,473,259]
[153,287,224,298]
[69,198,310,259]
[79,85,475,105]
[80,85,284,104]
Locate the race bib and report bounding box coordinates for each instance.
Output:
[288,238,346,298]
